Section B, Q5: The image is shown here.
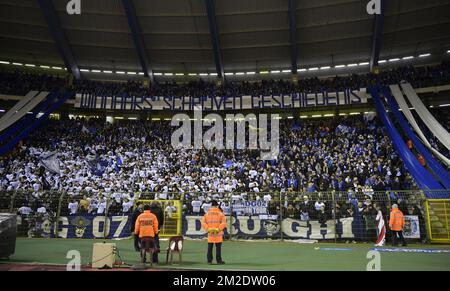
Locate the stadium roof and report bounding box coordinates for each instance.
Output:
[0,0,449,80]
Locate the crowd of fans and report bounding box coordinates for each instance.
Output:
[73,62,450,97]
[0,71,66,96]
[0,114,419,218]
[0,62,449,98]
[0,62,447,240]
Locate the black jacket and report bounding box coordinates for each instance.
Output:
[150,205,164,230]
[130,208,142,232]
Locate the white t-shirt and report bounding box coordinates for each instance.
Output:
[249,169,258,179]
[191,200,202,213]
[263,194,272,202]
[158,192,168,200]
[201,202,212,213]
[68,202,78,214]
[315,201,325,211]
[18,206,32,215]
[231,194,241,202]
[37,207,47,214]
[97,201,107,214]
[122,201,133,213]
[165,205,176,218]
[221,203,230,215]
[33,183,41,192]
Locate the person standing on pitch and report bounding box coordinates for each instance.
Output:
[202,200,227,264]
[389,204,407,246]
[150,202,164,263]
[130,202,143,252]
[135,204,159,262]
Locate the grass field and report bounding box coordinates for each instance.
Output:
[3,238,450,271]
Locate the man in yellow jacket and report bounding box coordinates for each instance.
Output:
[389,204,407,246]
[202,200,227,264]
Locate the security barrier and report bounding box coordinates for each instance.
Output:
[425,199,450,243]
[135,199,182,237]
[0,189,444,243]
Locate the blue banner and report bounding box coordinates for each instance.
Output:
[183,215,356,240]
[52,214,131,239]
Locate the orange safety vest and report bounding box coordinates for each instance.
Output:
[202,207,227,243]
[135,210,159,238]
[389,208,405,231]
[418,155,426,166]
[407,140,413,150]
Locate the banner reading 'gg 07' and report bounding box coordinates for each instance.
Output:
[52,214,131,239]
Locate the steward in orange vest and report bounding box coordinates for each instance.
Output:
[202,200,227,264]
[135,205,159,239]
[389,204,407,246]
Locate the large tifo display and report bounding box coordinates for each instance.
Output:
[75,88,369,111]
[29,213,419,240]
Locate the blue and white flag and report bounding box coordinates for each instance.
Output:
[89,158,108,176]
[223,160,234,169]
[81,125,90,134]
[40,153,61,175]
[117,156,123,166]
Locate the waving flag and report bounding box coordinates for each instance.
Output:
[89,158,108,176]
[40,153,61,175]
[81,125,90,134]
[223,160,233,169]
[292,123,301,131]
[375,210,386,246]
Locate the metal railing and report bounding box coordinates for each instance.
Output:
[425,199,450,243]
[1,189,448,242]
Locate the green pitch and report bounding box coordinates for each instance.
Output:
[5,238,450,271]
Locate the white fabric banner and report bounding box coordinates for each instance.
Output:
[40,153,61,175]
[0,91,40,132]
[401,83,450,151]
[390,85,450,167]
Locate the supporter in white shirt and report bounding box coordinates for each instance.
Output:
[32,182,41,192]
[112,192,122,204]
[165,204,177,218]
[249,169,258,179]
[37,206,47,214]
[220,202,230,215]
[97,200,107,214]
[18,205,32,215]
[315,200,325,211]
[122,199,133,213]
[224,183,234,192]
[231,194,241,202]
[157,192,168,200]
[68,201,78,215]
[263,193,272,202]
[201,201,212,214]
[191,199,202,215]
